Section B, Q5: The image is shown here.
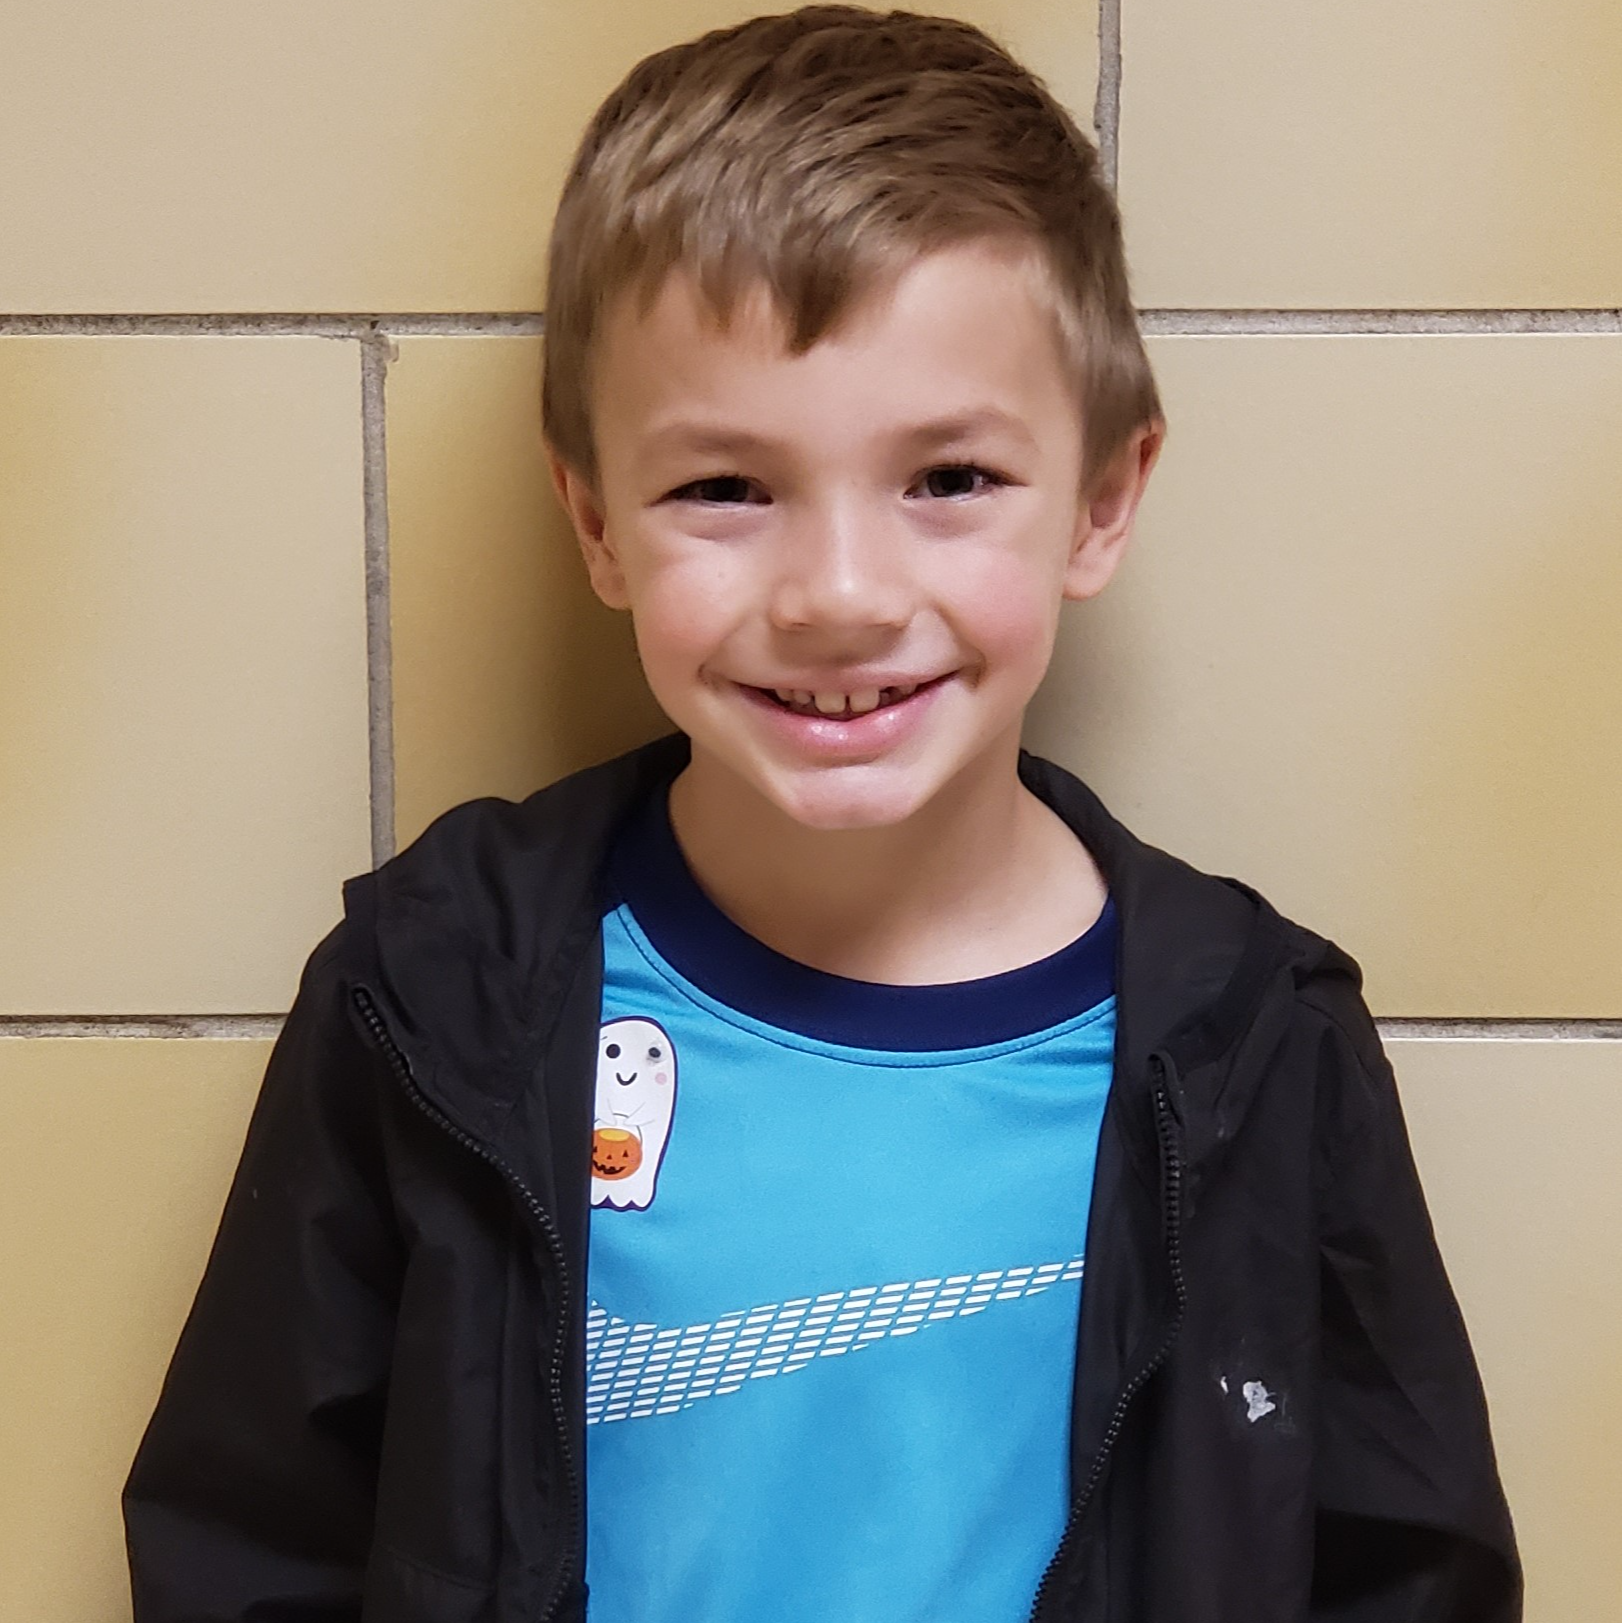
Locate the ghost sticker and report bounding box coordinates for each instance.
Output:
[591,1017,678,1211]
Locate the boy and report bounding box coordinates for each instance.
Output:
[124,8,1520,1620]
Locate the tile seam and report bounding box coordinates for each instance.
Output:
[0,313,547,336]
[0,1016,286,1039]
[360,328,397,867]
[0,311,1615,337]
[1142,309,1621,335]
[1,1017,1615,1041]
[374,313,547,337]
[1377,1019,1621,1041]
[1095,0,1122,192]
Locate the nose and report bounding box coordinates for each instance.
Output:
[767,495,912,636]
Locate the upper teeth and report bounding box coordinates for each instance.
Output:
[772,683,919,715]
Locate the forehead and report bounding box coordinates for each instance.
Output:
[589,241,1081,473]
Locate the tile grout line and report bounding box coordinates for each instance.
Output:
[0,313,548,337]
[1141,309,1621,335]
[1378,1019,1621,1042]
[360,328,397,867]
[2,1016,1616,1041]
[1095,0,1122,192]
[0,1016,287,1039]
[372,313,548,337]
[0,310,1616,337]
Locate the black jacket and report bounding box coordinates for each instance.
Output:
[124,735,1521,1622]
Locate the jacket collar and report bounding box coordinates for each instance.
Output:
[345,734,1323,1180]
[1014,753,1319,1181]
[343,734,685,1152]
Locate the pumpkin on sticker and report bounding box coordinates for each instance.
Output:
[592,1127,643,1181]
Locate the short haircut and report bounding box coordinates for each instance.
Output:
[542,4,1163,495]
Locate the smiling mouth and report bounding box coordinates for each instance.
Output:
[751,676,949,719]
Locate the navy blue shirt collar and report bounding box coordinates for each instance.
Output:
[604,786,1116,1052]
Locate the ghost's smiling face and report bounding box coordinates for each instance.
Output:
[603,1025,670,1090]
[592,1017,678,1210]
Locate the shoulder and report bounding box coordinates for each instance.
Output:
[341,734,689,967]
[381,733,688,902]
[1018,751,1359,1065]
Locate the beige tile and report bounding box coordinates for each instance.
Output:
[0,1037,270,1623]
[1028,334,1620,1016]
[0,1,1096,314]
[1390,1038,1621,1623]
[1118,0,1620,309]
[386,337,670,848]
[0,338,371,1014]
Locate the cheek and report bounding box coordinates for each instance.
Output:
[943,549,1064,674]
[623,546,744,675]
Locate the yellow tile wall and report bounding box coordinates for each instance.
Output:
[384,336,668,849]
[0,337,372,1016]
[1027,333,1621,1017]
[1393,1038,1622,1623]
[0,0,1096,315]
[0,1039,270,1622]
[1118,0,1620,310]
[1,2,1615,1621]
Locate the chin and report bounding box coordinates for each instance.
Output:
[759,764,939,832]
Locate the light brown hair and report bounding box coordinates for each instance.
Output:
[542,5,1163,496]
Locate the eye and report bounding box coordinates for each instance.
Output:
[648,1046,662,1061]
[668,474,765,506]
[912,463,1008,500]
[605,1042,621,1059]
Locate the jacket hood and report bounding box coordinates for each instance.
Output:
[342,735,1348,1177]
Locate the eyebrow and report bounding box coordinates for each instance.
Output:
[915,409,1039,453]
[642,408,1038,458]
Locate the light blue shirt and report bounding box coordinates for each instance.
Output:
[585,790,1115,1623]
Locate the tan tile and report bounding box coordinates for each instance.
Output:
[385,336,671,849]
[1028,334,1620,1016]
[0,1,1096,314]
[0,338,371,1014]
[0,1037,270,1623]
[1118,0,1620,308]
[1390,1038,1621,1623]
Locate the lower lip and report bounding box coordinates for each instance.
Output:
[736,678,950,759]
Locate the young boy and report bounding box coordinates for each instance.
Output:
[124,8,1520,1620]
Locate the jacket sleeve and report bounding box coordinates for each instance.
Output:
[123,923,403,1621]
[1304,972,1522,1622]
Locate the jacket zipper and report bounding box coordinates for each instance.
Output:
[1028,1053,1188,1622]
[352,985,583,1623]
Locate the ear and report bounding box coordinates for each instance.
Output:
[1062,419,1166,603]
[546,443,631,610]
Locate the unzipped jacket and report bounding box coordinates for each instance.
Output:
[124,734,1521,1621]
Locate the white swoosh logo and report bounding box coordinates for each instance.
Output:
[586,1257,1084,1425]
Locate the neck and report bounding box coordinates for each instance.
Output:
[666,741,1105,984]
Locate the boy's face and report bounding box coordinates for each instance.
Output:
[550,238,1161,832]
